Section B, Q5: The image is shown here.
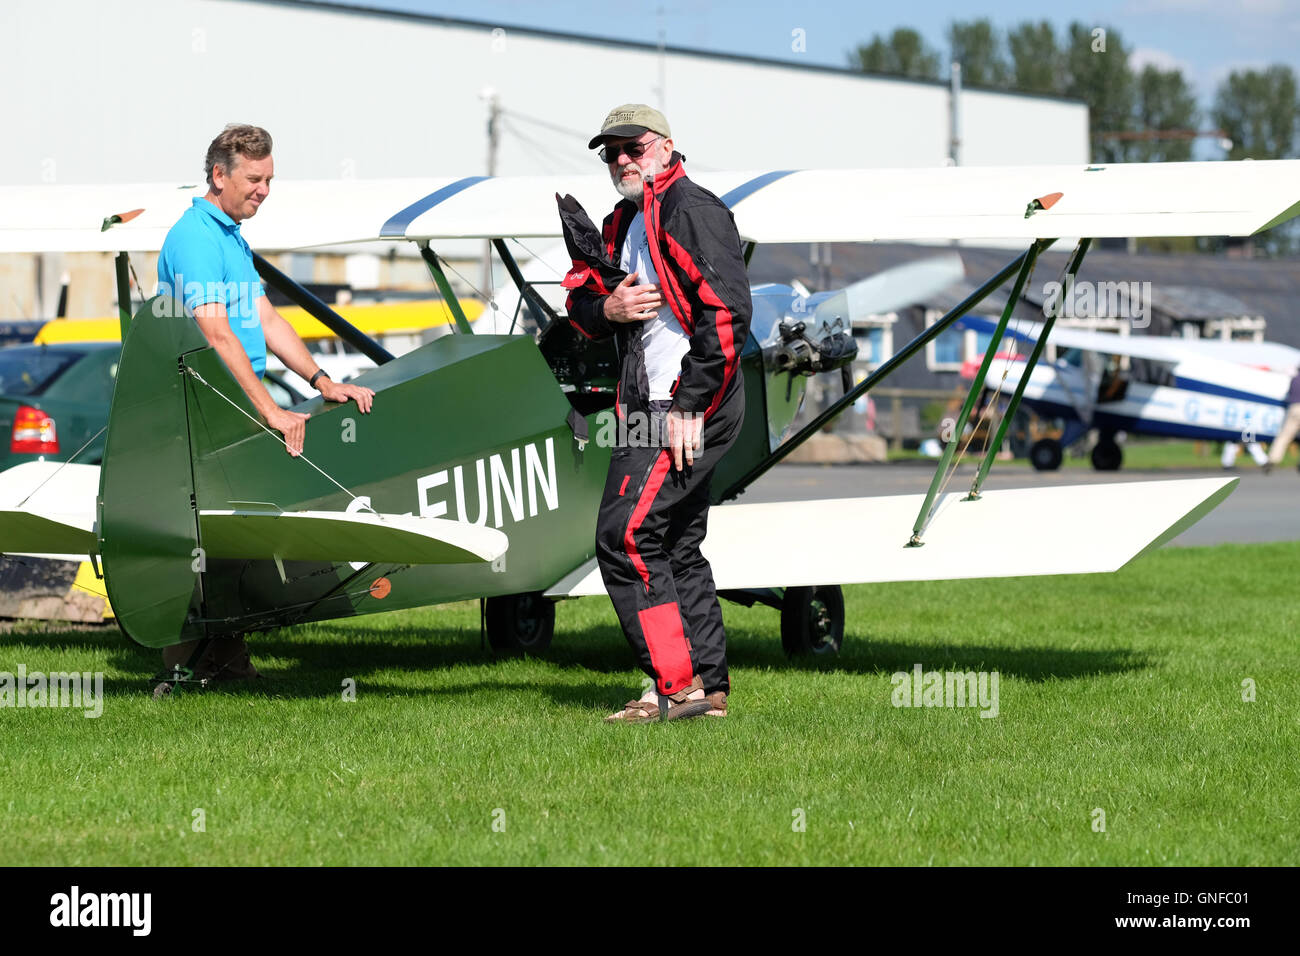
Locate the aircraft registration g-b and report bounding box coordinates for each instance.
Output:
[0,159,1297,680]
[956,313,1300,471]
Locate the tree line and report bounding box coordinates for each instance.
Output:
[849,20,1298,165]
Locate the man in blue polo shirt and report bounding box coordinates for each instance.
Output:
[155,125,375,689]
[157,123,374,457]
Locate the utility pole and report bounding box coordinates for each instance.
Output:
[948,61,961,167]
[481,88,501,307]
[949,61,961,249]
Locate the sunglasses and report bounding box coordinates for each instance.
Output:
[598,136,660,164]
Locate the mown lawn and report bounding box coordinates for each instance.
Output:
[2,541,1297,866]
[890,438,1297,471]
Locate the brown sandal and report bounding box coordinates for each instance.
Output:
[605,676,711,723]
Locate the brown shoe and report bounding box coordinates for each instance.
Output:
[704,691,728,717]
[605,675,710,723]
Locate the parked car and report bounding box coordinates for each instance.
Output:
[0,342,306,470]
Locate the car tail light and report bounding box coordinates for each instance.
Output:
[11,404,59,454]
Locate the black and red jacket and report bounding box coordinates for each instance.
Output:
[560,154,752,419]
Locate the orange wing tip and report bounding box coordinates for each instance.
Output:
[100,208,145,231]
[1024,192,1064,218]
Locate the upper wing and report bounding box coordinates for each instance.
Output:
[0,178,453,253]
[961,315,1300,374]
[546,477,1236,597]
[8,160,1297,253]
[385,161,1300,243]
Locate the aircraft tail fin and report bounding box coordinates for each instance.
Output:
[98,296,211,648]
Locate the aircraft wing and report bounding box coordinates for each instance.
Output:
[10,159,1296,254]
[960,315,1300,373]
[0,462,506,565]
[197,510,508,565]
[960,316,1292,401]
[0,461,99,560]
[382,161,1300,244]
[0,178,455,253]
[546,477,1235,597]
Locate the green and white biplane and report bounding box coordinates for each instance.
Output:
[0,159,1295,677]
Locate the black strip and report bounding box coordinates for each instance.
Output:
[252,253,395,366]
[566,408,589,446]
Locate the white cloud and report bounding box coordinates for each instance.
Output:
[1207,60,1272,89]
[1128,46,1195,76]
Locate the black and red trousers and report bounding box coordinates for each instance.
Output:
[595,382,745,697]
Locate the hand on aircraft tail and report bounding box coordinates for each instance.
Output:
[266,407,311,457]
[320,380,376,414]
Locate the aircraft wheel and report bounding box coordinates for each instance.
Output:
[1091,437,1123,471]
[485,592,555,654]
[1029,438,1063,471]
[780,585,844,656]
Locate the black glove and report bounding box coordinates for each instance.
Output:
[556,193,628,295]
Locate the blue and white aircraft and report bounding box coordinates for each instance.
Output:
[958,315,1299,471]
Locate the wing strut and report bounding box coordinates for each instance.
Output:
[252,252,395,364]
[964,238,1092,501]
[906,238,1050,545]
[418,243,475,335]
[717,244,1047,503]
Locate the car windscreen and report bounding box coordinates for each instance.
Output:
[0,348,85,396]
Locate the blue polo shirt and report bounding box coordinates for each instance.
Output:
[157,197,267,376]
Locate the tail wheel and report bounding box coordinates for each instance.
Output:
[1029,438,1063,471]
[485,592,555,654]
[780,585,845,656]
[1091,437,1123,471]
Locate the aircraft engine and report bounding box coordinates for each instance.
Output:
[768,318,858,376]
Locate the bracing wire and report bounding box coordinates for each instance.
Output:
[182,365,377,517]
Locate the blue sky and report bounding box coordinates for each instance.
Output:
[349,0,1300,107]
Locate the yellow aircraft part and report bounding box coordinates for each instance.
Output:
[35,299,481,344]
[0,557,112,624]
[73,560,114,619]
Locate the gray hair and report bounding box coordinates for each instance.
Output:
[204,124,273,186]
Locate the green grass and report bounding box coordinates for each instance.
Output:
[889,438,1297,471]
[3,541,1298,866]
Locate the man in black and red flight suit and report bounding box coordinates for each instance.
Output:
[559,104,751,723]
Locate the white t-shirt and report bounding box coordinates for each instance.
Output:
[620,212,691,402]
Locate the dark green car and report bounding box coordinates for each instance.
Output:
[0,342,305,471]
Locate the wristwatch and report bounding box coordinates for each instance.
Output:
[309,369,330,390]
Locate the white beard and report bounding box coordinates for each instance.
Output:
[614,176,642,202]
[612,161,658,202]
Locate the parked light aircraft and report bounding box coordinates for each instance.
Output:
[957,314,1300,470]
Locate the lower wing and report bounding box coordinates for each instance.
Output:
[547,477,1236,596]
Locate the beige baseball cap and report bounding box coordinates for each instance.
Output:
[588,103,672,149]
